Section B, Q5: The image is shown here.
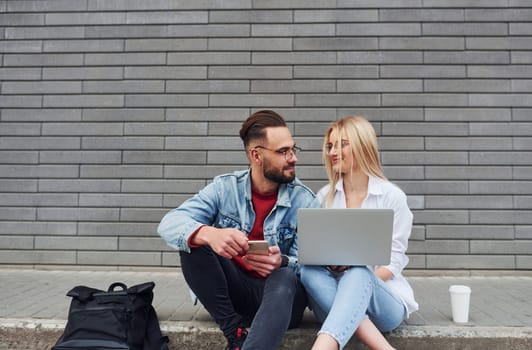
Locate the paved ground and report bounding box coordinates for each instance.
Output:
[1,268,532,349]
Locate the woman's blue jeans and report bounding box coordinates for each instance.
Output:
[300,265,406,349]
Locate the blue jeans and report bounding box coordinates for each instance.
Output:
[300,265,406,349]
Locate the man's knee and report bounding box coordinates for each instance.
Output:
[272,267,297,282]
[266,268,298,296]
[179,246,224,281]
[180,245,210,259]
[179,245,217,267]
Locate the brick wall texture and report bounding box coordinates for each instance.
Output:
[1,0,531,270]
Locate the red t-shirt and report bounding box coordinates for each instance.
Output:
[233,188,277,277]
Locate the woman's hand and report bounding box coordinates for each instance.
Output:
[375,266,393,281]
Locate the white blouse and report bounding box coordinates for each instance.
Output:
[316,175,419,316]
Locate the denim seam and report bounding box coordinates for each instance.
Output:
[325,275,373,349]
[369,278,407,331]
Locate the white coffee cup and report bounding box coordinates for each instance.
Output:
[449,285,471,323]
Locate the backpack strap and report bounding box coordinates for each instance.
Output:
[66,286,102,302]
[143,305,169,350]
[108,282,128,292]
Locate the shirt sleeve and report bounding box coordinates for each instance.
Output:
[382,187,413,277]
[158,181,220,252]
[316,185,329,207]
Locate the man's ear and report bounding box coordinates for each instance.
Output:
[251,149,262,163]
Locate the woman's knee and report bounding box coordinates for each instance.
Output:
[343,266,373,284]
[299,265,326,286]
[371,308,405,332]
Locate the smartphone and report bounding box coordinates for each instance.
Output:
[247,240,269,255]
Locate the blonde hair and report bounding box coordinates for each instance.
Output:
[323,116,386,206]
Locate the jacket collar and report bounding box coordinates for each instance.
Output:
[244,168,292,207]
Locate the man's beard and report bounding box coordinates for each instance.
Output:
[263,161,295,184]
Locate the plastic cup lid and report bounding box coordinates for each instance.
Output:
[449,285,471,293]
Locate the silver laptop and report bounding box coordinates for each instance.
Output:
[297,208,394,266]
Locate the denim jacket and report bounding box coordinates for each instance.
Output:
[158,169,319,269]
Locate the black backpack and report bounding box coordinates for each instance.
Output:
[52,281,169,350]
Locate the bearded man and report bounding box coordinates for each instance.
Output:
[158,110,319,350]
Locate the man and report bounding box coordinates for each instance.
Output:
[158,110,319,350]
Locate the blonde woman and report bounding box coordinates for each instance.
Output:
[300,117,418,350]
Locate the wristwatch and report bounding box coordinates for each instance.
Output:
[280,254,289,268]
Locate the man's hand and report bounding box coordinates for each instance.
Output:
[242,245,282,278]
[192,226,249,259]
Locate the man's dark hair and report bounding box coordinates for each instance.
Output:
[239,110,287,148]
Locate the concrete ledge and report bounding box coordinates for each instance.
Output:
[2,271,532,349]
[2,318,532,350]
[0,319,65,350]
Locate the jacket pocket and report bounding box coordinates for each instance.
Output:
[276,225,296,253]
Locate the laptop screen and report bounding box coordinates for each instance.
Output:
[297,208,393,266]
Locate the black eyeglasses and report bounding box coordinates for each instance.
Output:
[254,145,301,161]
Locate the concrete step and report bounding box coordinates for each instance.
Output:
[1,318,532,350]
[2,270,532,349]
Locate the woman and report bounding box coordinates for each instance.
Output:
[300,116,418,350]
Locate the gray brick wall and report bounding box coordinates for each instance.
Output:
[0,0,531,271]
